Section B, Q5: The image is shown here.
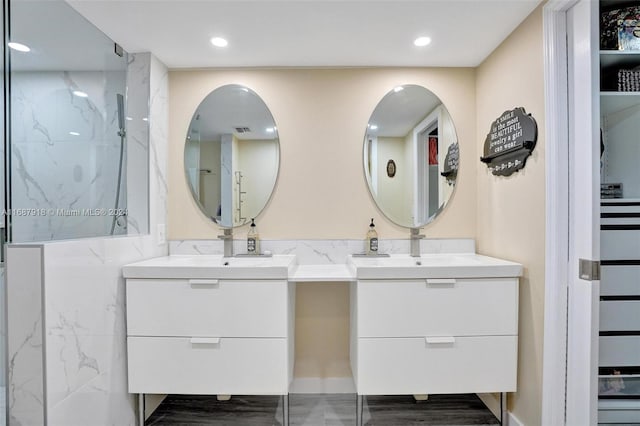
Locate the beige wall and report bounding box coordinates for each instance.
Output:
[475,5,545,426]
[169,68,477,240]
[295,283,351,379]
[376,136,409,224]
[237,139,279,222]
[169,67,477,385]
[169,32,546,421]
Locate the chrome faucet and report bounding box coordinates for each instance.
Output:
[218,228,233,257]
[410,227,424,257]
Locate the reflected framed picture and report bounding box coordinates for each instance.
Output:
[386,159,396,178]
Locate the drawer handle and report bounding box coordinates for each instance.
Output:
[189,279,219,287]
[425,336,455,344]
[190,337,221,345]
[426,278,456,286]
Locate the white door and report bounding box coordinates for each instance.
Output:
[544,1,618,424]
[566,0,600,424]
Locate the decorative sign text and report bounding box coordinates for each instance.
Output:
[440,142,459,185]
[480,107,537,176]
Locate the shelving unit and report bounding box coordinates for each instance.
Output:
[598,2,640,424]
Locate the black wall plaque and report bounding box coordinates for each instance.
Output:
[440,142,459,185]
[480,107,537,176]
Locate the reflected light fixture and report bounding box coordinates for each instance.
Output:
[210,37,228,47]
[369,124,378,130]
[414,36,432,47]
[73,90,88,98]
[69,131,80,136]
[394,86,404,92]
[266,127,275,133]
[8,42,30,52]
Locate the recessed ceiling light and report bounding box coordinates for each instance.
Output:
[394,86,404,93]
[210,37,228,48]
[72,90,88,98]
[369,124,378,130]
[8,42,30,52]
[69,131,80,136]
[414,36,432,47]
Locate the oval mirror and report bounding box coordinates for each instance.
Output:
[185,85,280,228]
[364,85,459,228]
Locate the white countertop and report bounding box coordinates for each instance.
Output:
[123,254,297,280]
[289,264,356,282]
[348,253,523,280]
[122,253,522,282]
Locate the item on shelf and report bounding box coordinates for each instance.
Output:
[618,19,640,50]
[601,6,640,49]
[601,183,623,199]
[599,370,626,396]
[617,68,640,91]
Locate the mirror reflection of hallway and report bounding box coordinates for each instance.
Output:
[364,85,458,228]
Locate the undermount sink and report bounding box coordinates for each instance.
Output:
[348,253,522,279]
[122,254,296,280]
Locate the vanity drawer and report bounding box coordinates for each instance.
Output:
[126,279,288,337]
[356,336,517,395]
[600,336,640,367]
[356,278,518,337]
[600,301,640,332]
[601,266,640,296]
[127,336,288,394]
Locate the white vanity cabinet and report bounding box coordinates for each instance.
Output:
[122,255,296,425]
[348,254,522,425]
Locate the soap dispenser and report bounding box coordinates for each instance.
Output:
[247,218,260,254]
[366,218,378,255]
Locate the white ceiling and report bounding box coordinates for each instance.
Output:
[189,84,279,141]
[11,1,127,71]
[367,85,443,138]
[66,0,543,69]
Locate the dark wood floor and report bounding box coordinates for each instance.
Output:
[146,394,500,426]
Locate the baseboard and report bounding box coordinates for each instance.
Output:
[145,394,167,420]
[476,393,523,426]
[290,377,356,394]
[508,411,524,426]
[477,393,500,418]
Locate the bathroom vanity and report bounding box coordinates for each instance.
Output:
[122,248,521,425]
[122,255,297,426]
[348,254,522,426]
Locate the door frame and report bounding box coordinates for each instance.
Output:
[413,107,439,226]
[542,1,600,425]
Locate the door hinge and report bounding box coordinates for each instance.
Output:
[579,258,600,281]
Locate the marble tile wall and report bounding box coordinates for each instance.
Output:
[0,267,4,389]
[169,238,476,264]
[148,54,169,243]
[10,70,128,242]
[125,54,150,236]
[6,246,44,426]
[43,236,167,425]
[7,53,169,426]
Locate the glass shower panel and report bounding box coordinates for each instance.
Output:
[8,0,129,242]
[0,2,5,424]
